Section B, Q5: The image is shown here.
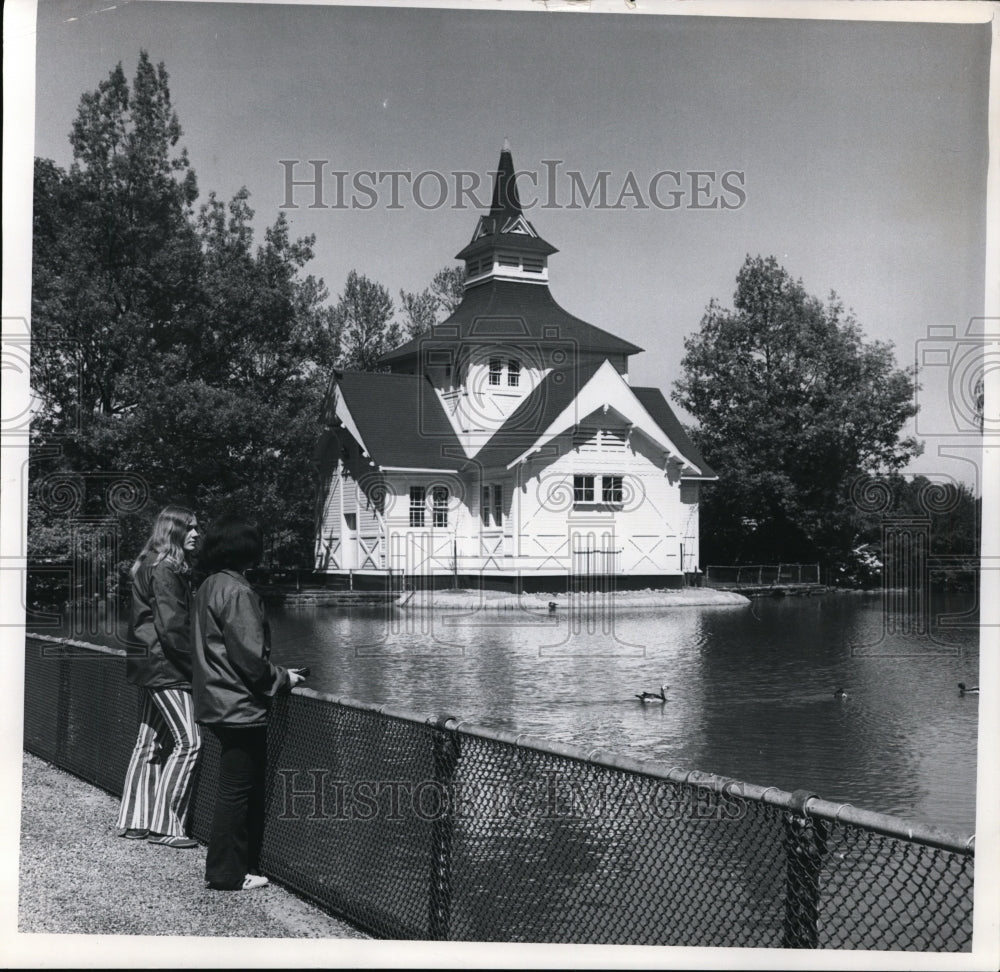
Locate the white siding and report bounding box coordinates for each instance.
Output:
[513,423,687,575]
[315,409,699,578]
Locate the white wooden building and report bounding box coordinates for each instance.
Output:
[314,145,715,591]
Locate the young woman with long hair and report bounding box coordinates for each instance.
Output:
[192,513,306,891]
[117,504,203,849]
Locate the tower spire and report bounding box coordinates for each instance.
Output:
[489,140,522,221]
[455,142,557,287]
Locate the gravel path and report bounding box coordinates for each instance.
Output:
[18,752,369,939]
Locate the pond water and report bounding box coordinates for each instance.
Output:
[42,590,981,834]
[261,590,980,835]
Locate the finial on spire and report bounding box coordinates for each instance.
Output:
[502,136,511,153]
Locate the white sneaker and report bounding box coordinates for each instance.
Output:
[241,874,269,891]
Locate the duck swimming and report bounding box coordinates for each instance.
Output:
[958,682,979,696]
[834,688,848,700]
[636,685,668,703]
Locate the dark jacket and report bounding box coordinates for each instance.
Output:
[125,561,194,690]
[192,569,292,726]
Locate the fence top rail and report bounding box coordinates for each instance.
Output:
[27,632,126,657]
[25,632,975,856]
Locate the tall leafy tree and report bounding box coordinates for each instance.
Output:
[398,288,440,338]
[30,54,343,576]
[673,255,922,566]
[335,270,399,371]
[32,52,201,433]
[430,264,465,315]
[30,51,204,583]
[106,187,339,563]
[399,264,466,338]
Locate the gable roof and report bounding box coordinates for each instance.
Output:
[332,372,465,470]
[326,370,715,481]
[472,369,716,478]
[631,387,716,479]
[380,279,643,366]
[472,362,605,470]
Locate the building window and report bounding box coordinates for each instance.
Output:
[432,486,449,528]
[497,252,519,267]
[409,486,425,527]
[481,487,491,526]
[507,358,520,387]
[574,475,595,504]
[523,255,545,273]
[488,358,502,386]
[602,475,624,505]
[492,484,503,527]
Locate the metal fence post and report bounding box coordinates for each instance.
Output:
[55,652,72,765]
[781,789,828,948]
[428,714,461,941]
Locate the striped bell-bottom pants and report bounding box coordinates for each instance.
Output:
[117,687,202,837]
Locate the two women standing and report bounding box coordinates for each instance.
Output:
[118,507,305,890]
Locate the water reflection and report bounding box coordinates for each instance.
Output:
[267,593,979,833]
[36,591,979,833]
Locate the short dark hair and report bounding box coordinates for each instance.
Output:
[198,514,263,573]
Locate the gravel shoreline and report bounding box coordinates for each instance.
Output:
[17,752,368,939]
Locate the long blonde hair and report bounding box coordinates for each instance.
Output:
[131,505,196,576]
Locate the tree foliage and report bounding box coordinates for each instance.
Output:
[31,52,201,433]
[399,263,465,337]
[30,53,338,577]
[334,270,399,370]
[28,56,479,591]
[673,255,923,566]
[430,264,465,315]
[398,287,440,339]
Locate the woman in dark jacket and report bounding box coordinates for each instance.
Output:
[117,505,203,849]
[192,514,306,891]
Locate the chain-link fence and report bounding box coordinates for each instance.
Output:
[705,564,821,587]
[23,634,974,948]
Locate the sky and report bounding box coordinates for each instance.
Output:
[26,0,993,491]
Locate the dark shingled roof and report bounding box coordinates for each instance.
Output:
[455,146,558,260]
[472,363,604,470]
[471,371,716,476]
[334,372,465,470]
[455,229,557,260]
[329,371,715,479]
[631,387,716,479]
[380,279,644,365]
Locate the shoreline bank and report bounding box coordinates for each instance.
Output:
[394,587,752,611]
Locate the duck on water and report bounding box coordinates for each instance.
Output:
[636,685,668,703]
[958,682,979,696]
